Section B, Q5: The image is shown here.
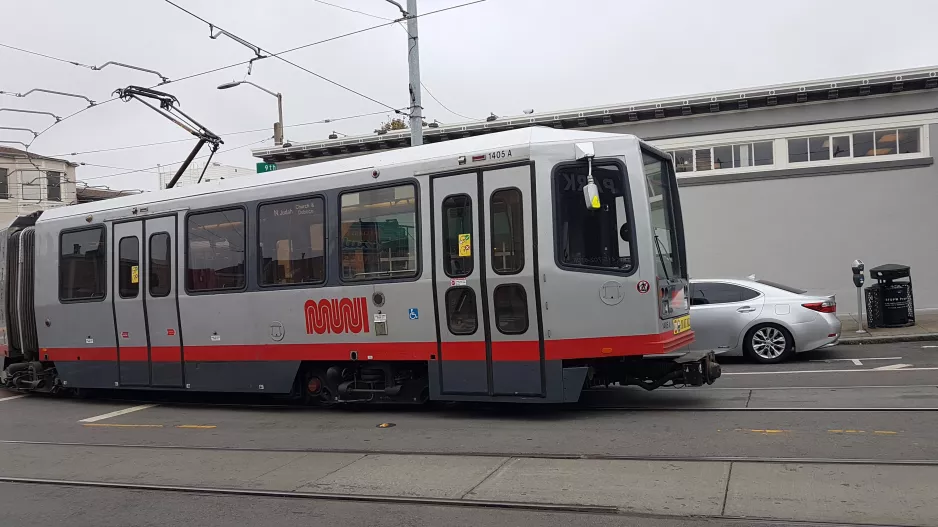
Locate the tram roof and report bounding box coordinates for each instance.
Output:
[45,127,632,223]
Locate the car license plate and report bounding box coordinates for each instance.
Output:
[673,315,691,335]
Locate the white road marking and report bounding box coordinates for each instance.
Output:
[0,395,27,403]
[723,367,938,376]
[873,363,912,371]
[78,404,158,423]
[808,357,901,364]
[923,345,938,349]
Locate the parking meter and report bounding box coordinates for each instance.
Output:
[851,260,865,288]
[852,260,865,333]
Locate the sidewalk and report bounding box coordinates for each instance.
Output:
[838,311,938,344]
[0,442,935,525]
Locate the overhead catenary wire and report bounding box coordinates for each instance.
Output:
[313,1,481,122]
[7,0,486,180]
[162,0,402,112]
[78,136,273,183]
[312,0,394,21]
[54,108,401,157]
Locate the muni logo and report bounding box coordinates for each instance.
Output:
[304,297,370,335]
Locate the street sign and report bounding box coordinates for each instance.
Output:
[256,162,277,174]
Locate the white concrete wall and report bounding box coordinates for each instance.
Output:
[0,156,76,228]
[677,124,938,312]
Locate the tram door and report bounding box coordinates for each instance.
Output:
[112,216,183,387]
[433,164,544,396]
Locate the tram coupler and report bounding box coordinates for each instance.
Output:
[674,351,721,386]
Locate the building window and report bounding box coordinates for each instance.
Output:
[340,184,418,281]
[832,136,851,158]
[669,142,773,174]
[789,128,922,162]
[490,188,524,275]
[118,237,140,299]
[149,233,172,297]
[441,194,473,278]
[0,168,8,199]
[258,197,325,286]
[47,171,61,201]
[186,208,246,292]
[59,227,106,301]
[554,162,633,272]
[672,150,693,173]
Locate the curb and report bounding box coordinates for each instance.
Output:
[838,333,938,345]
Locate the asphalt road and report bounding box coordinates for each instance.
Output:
[0,482,875,527]
[0,341,934,461]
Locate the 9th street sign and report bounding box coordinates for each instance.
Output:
[256,162,277,174]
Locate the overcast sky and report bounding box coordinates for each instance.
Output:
[2,0,935,191]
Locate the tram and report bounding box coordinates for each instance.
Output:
[0,127,719,404]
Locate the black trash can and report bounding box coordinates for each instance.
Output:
[864,264,915,328]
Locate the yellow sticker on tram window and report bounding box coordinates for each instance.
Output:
[458,233,471,257]
[131,265,139,284]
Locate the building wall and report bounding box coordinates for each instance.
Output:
[622,98,938,312]
[0,156,76,228]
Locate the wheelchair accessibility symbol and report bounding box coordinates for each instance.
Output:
[408,308,419,320]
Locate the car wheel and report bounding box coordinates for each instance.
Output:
[744,324,794,364]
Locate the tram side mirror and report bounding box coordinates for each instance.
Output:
[575,142,601,210]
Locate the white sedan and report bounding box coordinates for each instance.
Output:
[688,278,841,363]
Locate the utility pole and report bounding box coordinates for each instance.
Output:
[405,0,423,146]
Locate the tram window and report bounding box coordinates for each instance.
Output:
[553,163,633,272]
[445,287,478,335]
[493,284,529,334]
[259,197,325,286]
[643,152,685,281]
[59,226,106,301]
[340,184,418,282]
[118,237,140,299]
[149,233,172,297]
[441,194,473,277]
[186,208,246,292]
[490,189,524,275]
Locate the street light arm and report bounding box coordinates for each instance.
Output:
[0,108,62,122]
[0,140,30,149]
[92,61,170,84]
[382,0,407,16]
[239,81,280,99]
[0,89,95,106]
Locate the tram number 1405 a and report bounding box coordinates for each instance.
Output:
[488,150,512,160]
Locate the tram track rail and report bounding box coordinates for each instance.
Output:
[3,439,937,467]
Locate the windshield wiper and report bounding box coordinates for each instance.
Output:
[653,234,671,282]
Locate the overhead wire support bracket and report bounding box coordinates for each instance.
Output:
[92,62,170,84]
[113,85,223,189]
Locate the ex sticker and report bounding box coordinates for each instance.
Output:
[636,280,651,294]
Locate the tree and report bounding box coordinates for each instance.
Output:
[378,117,408,132]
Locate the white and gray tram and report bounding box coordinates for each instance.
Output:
[0,127,719,404]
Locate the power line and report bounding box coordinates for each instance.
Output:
[0,42,95,69]
[420,82,479,121]
[313,0,394,20]
[54,108,398,157]
[307,1,481,122]
[158,0,486,100]
[164,0,402,111]
[78,136,273,183]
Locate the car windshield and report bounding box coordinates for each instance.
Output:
[756,279,806,294]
